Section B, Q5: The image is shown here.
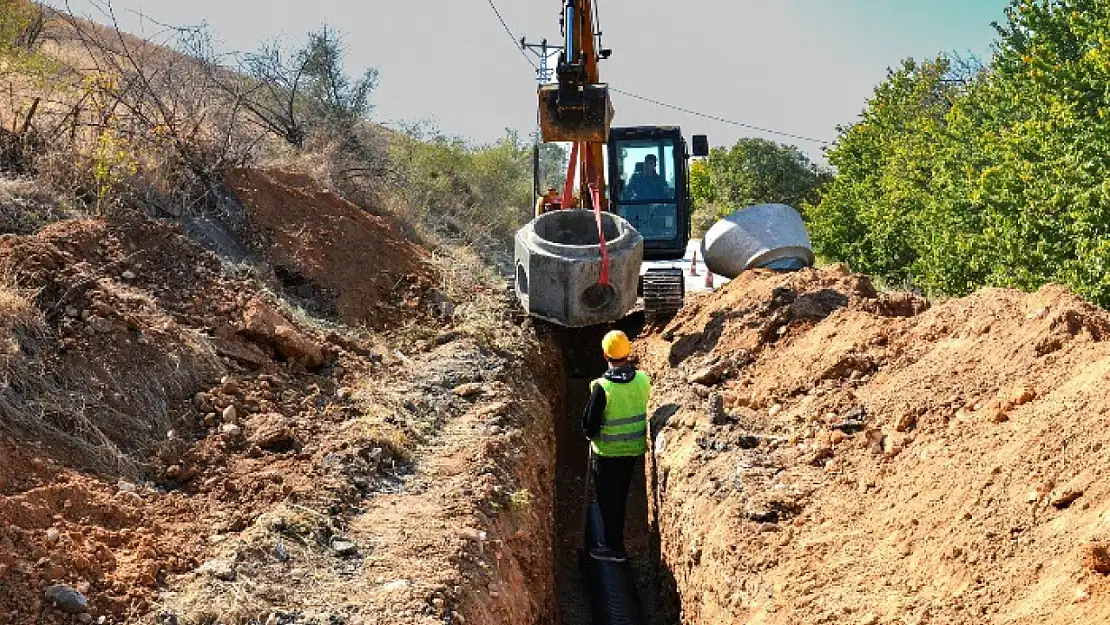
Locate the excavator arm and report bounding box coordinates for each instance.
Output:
[538,0,612,209]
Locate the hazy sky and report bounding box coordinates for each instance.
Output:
[46,1,1009,162]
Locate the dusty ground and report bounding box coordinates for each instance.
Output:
[7,160,1110,625]
[639,265,1110,625]
[0,169,556,625]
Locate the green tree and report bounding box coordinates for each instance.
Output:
[0,0,44,62]
[811,0,1110,304]
[690,137,831,236]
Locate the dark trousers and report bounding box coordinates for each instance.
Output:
[592,455,639,551]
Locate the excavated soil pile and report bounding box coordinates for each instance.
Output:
[639,265,1110,625]
[0,171,555,625]
[226,168,437,328]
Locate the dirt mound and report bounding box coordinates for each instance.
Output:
[639,266,1110,624]
[0,178,555,624]
[226,169,438,328]
[0,441,206,620]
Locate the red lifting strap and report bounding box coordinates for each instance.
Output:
[584,148,610,286]
[561,142,579,209]
[558,142,610,287]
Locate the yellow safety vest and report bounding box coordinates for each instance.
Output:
[590,372,651,457]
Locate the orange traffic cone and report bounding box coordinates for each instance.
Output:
[689,251,699,276]
[704,269,714,289]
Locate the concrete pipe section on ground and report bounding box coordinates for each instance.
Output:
[702,203,815,278]
[515,209,644,328]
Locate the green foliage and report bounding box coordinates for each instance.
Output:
[690,138,831,236]
[390,126,534,257]
[0,0,42,59]
[0,0,52,77]
[811,0,1110,306]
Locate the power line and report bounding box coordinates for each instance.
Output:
[484,0,538,70]
[609,88,833,145]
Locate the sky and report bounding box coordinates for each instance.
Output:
[45,0,1010,164]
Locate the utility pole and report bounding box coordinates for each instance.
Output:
[521,38,558,85]
[522,37,561,199]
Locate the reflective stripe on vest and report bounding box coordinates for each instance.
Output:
[591,371,651,457]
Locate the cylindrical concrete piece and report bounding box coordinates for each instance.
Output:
[515,209,643,327]
[702,203,815,278]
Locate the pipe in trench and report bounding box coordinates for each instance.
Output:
[582,501,645,625]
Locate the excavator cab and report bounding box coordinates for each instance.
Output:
[608,126,708,260]
[605,126,708,320]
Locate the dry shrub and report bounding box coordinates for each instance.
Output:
[0,176,74,234]
[0,267,41,330]
[426,244,527,355]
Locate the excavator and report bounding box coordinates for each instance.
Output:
[521,0,709,325]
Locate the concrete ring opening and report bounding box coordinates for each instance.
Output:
[581,282,617,311]
[534,210,620,247]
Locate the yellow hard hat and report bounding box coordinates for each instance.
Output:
[601,330,631,360]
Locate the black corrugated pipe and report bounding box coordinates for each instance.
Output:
[582,501,645,625]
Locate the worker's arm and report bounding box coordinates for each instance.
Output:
[582,383,606,439]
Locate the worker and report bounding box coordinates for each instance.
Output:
[582,330,651,563]
[535,187,560,217]
[625,162,644,199]
[629,154,669,200]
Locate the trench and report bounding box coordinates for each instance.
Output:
[540,314,681,625]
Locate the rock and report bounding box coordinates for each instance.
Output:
[241,299,326,369]
[381,579,411,592]
[829,430,849,445]
[45,528,60,543]
[65,306,80,318]
[330,538,359,557]
[895,410,918,433]
[165,465,183,479]
[336,387,354,401]
[688,362,727,386]
[194,392,214,412]
[199,558,237,581]
[78,613,93,624]
[708,393,728,425]
[1052,489,1083,509]
[248,414,295,451]
[1009,385,1037,407]
[453,383,485,399]
[89,316,114,334]
[768,403,783,417]
[121,270,137,281]
[117,479,138,493]
[221,405,238,423]
[883,434,906,457]
[44,585,88,614]
[220,423,242,437]
[274,540,290,563]
[1082,542,1110,575]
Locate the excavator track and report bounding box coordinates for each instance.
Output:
[641,268,684,323]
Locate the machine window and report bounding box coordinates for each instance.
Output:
[616,203,678,241]
[616,139,676,203]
